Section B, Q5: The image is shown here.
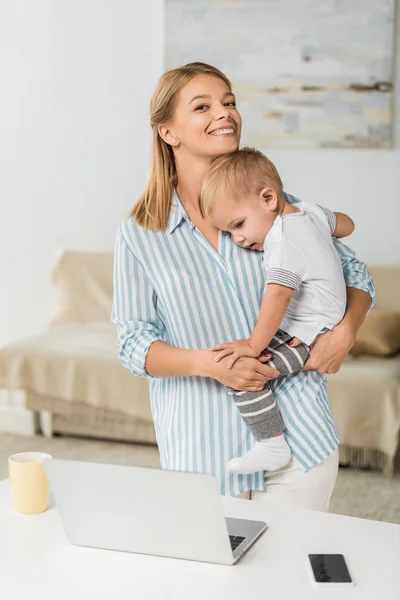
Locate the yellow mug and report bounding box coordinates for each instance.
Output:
[8,452,52,515]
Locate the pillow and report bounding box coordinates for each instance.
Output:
[49,250,114,328]
[349,308,400,357]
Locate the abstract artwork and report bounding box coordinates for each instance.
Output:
[165,0,395,148]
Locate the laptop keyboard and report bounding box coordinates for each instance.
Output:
[229,535,246,551]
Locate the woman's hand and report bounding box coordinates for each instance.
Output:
[210,338,259,369]
[197,350,280,392]
[300,323,356,374]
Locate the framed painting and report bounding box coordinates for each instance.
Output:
[165,0,395,148]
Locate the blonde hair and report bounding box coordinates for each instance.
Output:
[201,147,283,220]
[128,62,232,230]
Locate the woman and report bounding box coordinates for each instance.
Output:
[112,63,374,510]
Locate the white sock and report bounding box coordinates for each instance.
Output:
[228,435,291,475]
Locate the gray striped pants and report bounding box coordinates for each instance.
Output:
[228,329,310,441]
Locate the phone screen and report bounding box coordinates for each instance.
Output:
[308,554,352,583]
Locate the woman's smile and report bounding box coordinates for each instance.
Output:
[208,126,236,136]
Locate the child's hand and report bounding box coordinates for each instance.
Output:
[210,339,259,369]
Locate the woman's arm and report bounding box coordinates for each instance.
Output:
[145,341,279,390]
[303,287,372,374]
[145,342,200,378]
[112,228,166,377]
[303,239,375,373]
[334,237,375,310]
[113,227,279,389]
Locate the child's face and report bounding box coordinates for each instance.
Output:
[211,190,277,251]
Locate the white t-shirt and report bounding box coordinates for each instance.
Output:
[263,201,346,346]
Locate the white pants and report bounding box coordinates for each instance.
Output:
[238,448,339,512]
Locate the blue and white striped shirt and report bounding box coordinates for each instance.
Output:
[112,192,375,496]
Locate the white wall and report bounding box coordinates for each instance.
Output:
[0,1,164,347]
[0,1,399,347]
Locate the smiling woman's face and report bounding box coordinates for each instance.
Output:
[167,74,242,160]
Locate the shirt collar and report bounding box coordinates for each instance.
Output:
[168,191,188,234]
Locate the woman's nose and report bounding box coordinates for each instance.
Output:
[213,103,230,120]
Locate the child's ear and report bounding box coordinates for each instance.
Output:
[259,187,278,211]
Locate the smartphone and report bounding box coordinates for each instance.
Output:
[307,554,354,588]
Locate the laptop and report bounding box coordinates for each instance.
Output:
[44,458,267,565]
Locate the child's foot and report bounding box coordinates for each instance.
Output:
[228,435,291,475]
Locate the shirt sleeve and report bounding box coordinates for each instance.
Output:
[112,227,165,378]
[316,205,337,235]
[266,238,307,291]
[332,238,376,311]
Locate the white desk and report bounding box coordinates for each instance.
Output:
[1,479,399,599]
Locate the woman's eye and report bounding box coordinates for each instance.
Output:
[225,101,236,107]
[195,104,208,111]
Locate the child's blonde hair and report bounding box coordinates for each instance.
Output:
[201,147,283,220]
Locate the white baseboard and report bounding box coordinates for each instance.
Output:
[0,405,38,435]
[0,389,39,435]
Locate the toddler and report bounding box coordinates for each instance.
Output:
[200,148,354,475]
